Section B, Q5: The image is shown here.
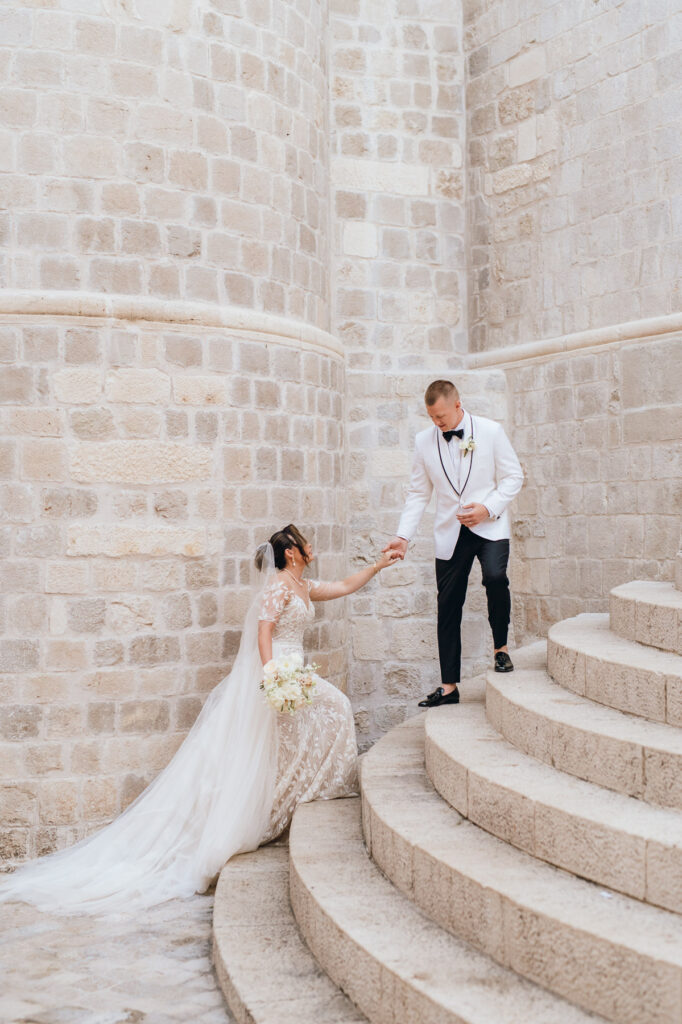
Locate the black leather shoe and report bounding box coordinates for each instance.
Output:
[494,651,514,673]
[418,686,460,708]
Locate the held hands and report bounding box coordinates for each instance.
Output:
[457,503,490,528]
[382,536,409,561]
[374,549,401,571]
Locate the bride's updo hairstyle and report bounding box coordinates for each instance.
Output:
[254,524,309,571]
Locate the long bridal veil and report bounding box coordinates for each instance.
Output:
[0,546,279,915]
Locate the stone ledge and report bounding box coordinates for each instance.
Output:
[467,311,682,369]
[547,612,682,724]
[610,581,682,656]
[0,290,343,361]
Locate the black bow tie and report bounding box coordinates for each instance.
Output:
[442,428,464,443]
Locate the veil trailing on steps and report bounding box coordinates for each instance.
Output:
[0,546,279,916]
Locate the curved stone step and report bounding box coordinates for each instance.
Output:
[487,654,682,810]
[547,613,682,724]
[610,581,682,655]
[289,795,607,1024]
[213,842,366,1024]
[425,702,682,913]
[361,717,682,1024]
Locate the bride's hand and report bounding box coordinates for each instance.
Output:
[375,550,400,571]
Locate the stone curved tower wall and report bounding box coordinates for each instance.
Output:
[2,0,329,325]
[462,0,682,641]
[0,0,345,861]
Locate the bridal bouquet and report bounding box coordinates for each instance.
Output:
[260,652,319,714]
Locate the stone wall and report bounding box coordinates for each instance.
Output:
[1,0,681,854]
[0,0,330,327]
[502,330,682,642]
[0,0,344,860]
[461,0,682,644]
[329,0,484,746]
[0,303,345,859]
[464,0,682,352]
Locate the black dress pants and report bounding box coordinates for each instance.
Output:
[435,526,511,684]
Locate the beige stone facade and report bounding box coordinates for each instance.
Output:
[0,0,680,859]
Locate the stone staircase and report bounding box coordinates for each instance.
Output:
[213,578,682,1024]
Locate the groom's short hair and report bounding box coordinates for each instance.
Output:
[425,380,459,405]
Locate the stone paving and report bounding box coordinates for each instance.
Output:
[0,891,233,1024]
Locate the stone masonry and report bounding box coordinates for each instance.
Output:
[0,312,346,861]
[0,0,680,858]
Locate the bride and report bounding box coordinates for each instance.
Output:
[0,525,397,915]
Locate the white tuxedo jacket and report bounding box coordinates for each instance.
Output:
[397,414,524,560]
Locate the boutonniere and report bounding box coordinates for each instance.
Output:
[459,436,475,457]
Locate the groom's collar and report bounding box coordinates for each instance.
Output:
[437,409,471,436]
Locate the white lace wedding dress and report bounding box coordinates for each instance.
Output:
[0,561,358,915]
[260,576,358,843]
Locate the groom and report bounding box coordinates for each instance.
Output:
[384,379,524,707]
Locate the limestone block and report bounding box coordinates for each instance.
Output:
[0,641,39,673]
[390,621,437,661]
[142,561,183,591]
[380,563,419,588]
[173,376,228,405]
[468,772,536,856]
[332,158,429,196]
[0,367,33,404]
[129,636,181,666]
[0,784,36,826]
[0,561,40,593]
[94,641,124,667]
[647,842,682,915]
[644,749,682,810]
[38,780,79,825]
[46,639,87,671]
[120,699,170,734]
[370,449,411,478]
[504,901,680,1024]
[67,598,106,634]
[105,369,170,404]
[8,409,63,436]
[93,561,138,591]
[22,440,67,481]
[53,369,102,404]
[70,442,211,483]
[67,525,205,558]
[0,702,41,739]
[493,163,533,193]
[82,668,137,697]
[535,802,647,901]
[508,48,546,87]
[82,777,118,819]
[517,119,537,162]
[352,621,388,660]
[343,223,378,258]
[15,524,60,558]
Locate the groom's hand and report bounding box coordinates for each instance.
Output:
[457,503,490,527]
[383,536,408,560]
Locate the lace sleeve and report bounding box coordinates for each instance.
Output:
[259,579,291,624]
[308,579,336,602]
